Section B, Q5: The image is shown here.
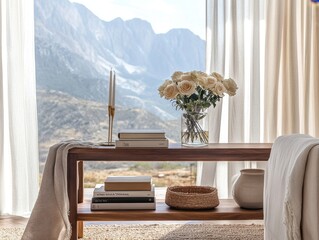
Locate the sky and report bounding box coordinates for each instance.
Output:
[70,0,206,40]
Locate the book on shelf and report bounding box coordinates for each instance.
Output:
[92,197,155,203]
[93,184,155,198]
[91,201,156,210]
[115,139,169,148]
[118,129,166,140]
[104,176,152,191]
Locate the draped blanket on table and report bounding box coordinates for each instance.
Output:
[22,141,95,240]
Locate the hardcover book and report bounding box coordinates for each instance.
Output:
[92,197,155,203]
[91,201,156,210]
[115,139,168,148]
[118,129,166,139]
[93,184,155,198]
[104,176,152,191]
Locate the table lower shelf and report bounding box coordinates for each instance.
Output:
[77,199,263,221]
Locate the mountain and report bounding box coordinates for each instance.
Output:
[34,0,205,119]
[34,0,205,164]
[37,89,180,164]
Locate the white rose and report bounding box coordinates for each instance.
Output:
[211,72,224,82]
[171,71,183,82]
[177,80,196,96]
[181,73,193,81]
[163,83,179,99]
[193,71,208,78]
[196,76,206,86]
[190,71,207,85]
[223,78,238,96]
[203,76,217,89]
[158,80,172,97]
[213,82,226,97]
[197,72,208,85]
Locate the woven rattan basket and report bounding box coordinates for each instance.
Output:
[165,186,219,210]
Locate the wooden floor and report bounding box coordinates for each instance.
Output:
[0,187,263,228]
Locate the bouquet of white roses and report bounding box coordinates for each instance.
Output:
[158,71,238,113]
[158,71,238,146]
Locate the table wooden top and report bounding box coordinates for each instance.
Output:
[68,143,272,161]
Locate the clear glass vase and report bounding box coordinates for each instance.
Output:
[181,110,209,147]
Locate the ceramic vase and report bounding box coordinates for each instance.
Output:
[232,169,264,209]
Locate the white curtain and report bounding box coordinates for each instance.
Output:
[264,0,319,141]
[0,0,39,215]
[198,0,266,198]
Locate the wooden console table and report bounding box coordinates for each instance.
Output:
[67,143,272,239]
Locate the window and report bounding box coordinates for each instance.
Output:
[35,0,205,186]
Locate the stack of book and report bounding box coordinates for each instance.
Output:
[115,129,168,148]
[91,176,156,210]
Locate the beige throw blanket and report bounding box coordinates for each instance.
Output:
[22,141,94,240]
[264,134,319,240]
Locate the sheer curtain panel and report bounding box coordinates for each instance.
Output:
[0,0,39,215]
[198,0,265,198]
[264,0,319,141]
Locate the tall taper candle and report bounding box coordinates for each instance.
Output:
[109,68,113,106]
[112,71,116,107]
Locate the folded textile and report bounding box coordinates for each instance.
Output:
[264,134,319,240]
[22,141,95,240]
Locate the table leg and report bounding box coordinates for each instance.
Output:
[68,157,78,240]
[78,161,84,203]
[77,221,84,238]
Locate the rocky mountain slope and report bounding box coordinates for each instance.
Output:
[37,89,179,164]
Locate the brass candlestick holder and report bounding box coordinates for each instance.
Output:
[107,105,115,145]
[107,105,115,142]
[100,105,115,146]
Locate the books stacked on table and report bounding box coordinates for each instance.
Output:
[91,176,156,210]
[115,129,168,148]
